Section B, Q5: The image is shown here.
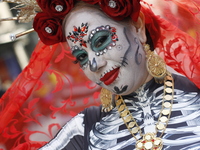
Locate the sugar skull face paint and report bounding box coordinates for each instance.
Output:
[64,8,150,95]
[71,25,118,69]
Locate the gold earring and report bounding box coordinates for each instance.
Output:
[144,44,167,84]
[100,88,114,112]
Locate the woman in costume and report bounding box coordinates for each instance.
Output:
[0,0,200,150]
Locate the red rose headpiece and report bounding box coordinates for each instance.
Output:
[33,0,141,45]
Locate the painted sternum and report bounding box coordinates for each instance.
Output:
[88,25,118,56]
[67,23,89,48]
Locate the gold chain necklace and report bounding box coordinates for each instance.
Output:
[115,73,174,150]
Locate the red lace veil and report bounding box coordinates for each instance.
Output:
[0,0,200,149]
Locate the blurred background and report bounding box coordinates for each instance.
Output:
[0,2,38,97]
[0,0,199,149]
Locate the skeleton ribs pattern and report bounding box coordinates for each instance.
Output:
[88,86,200,150]
[39,77,200,150]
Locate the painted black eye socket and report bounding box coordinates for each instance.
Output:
[72,49,88,67]
[91,30,112,52]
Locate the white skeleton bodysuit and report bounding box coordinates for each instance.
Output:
[39,74,200,150]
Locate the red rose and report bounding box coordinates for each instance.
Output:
[36,0,74,18]
[81,0,100,4]
[99,0,141,21]
[33,12,65,45]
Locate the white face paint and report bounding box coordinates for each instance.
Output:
[64,7,151,95]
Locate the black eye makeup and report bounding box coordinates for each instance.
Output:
[88,25,118,56]
[91,30,112,52]
[72,46,88,67]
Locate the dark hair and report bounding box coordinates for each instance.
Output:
[146,28,154,51]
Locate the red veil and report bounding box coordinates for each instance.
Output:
[0,0,200,149]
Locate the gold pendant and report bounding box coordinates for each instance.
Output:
[136,133,163,150]
[100,88,115,112]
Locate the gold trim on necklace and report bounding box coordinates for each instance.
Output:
[115,73,174,150]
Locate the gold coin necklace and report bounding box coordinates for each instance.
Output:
[115,73,174,150]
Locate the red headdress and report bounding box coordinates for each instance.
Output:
[0,0,200,149]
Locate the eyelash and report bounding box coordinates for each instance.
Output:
[72,49,88,68]
[73,59,79,64]
[91,31,112,51]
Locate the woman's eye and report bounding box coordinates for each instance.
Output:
[72,49,88,67]
[95,36,108,48]
[77,53,87,62]
[91,30,112,52]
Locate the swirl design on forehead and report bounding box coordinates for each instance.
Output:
[67,22,89,48]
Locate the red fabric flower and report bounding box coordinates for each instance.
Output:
[81,0,100,4]
[36,0,74,18]
[99,0,141,21]
[33,12,65,45]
